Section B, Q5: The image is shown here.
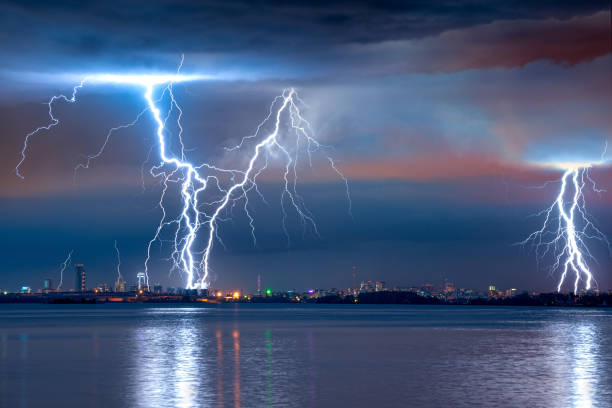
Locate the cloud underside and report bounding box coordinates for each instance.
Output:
[0,2,610,199]
[0,1,608,77]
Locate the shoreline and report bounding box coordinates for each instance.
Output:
[0,290,610,307]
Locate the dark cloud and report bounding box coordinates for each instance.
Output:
[338,11,611,76]
[0,0,609,75]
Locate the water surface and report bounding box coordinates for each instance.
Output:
[1,304,610,407]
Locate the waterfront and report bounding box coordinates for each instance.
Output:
[1,305,611,407]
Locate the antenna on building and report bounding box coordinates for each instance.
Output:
[257,273,261,295]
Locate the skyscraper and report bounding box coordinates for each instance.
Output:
[75,264,86,292]
[137,272,146,291]
[114,275,126,292]
[43,278,53,291]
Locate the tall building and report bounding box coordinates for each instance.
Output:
[137,272,146,291]
[44,278,53,291]
[114,275,126,292]
[375,281,386,292]
[75,264,86,292]
[360,280,374,292]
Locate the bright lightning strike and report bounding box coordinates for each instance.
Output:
[114,240,122,282]
[520,163,610,293]
[16,65,350,290]
[56,249,73,291]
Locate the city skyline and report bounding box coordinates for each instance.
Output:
[6,268,612,309]
[5,260,612,296]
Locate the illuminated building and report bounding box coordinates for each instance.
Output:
[137,272,146,291]
[43,278,53,291]
[75,264,86,292]
[114,275,126,292]
[421,284,434,294]
[375,281,386,292]
[360,280,374,292]
[95,284,110,293]
[20,286,32,294]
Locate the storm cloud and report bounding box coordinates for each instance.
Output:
[1,1,611,292]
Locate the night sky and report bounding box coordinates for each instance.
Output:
[0,1,611,292]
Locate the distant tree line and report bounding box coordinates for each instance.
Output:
[313,291,612,307]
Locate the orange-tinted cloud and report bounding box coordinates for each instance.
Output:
[428,11,611,71]
[343,11,611,75]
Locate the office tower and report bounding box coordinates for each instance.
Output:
[75,264,86,292]
[137,272,146,291]
[114,275,126,292]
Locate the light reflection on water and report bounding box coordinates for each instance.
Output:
[0,305,611,407]
[216,328,224,408]
[570,323,599,408]
[129,309,211,407]
[233,328,241,408]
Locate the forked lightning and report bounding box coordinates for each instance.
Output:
[16,67,350,290]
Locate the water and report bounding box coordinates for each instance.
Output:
[0,304,611,407]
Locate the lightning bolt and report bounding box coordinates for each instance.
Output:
[16,65,350,290]
[15,80,87,180]
[114,240,122,282]
[56,250,73,291]
[520,164,609,293]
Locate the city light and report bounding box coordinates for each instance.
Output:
[4,276,612,305]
